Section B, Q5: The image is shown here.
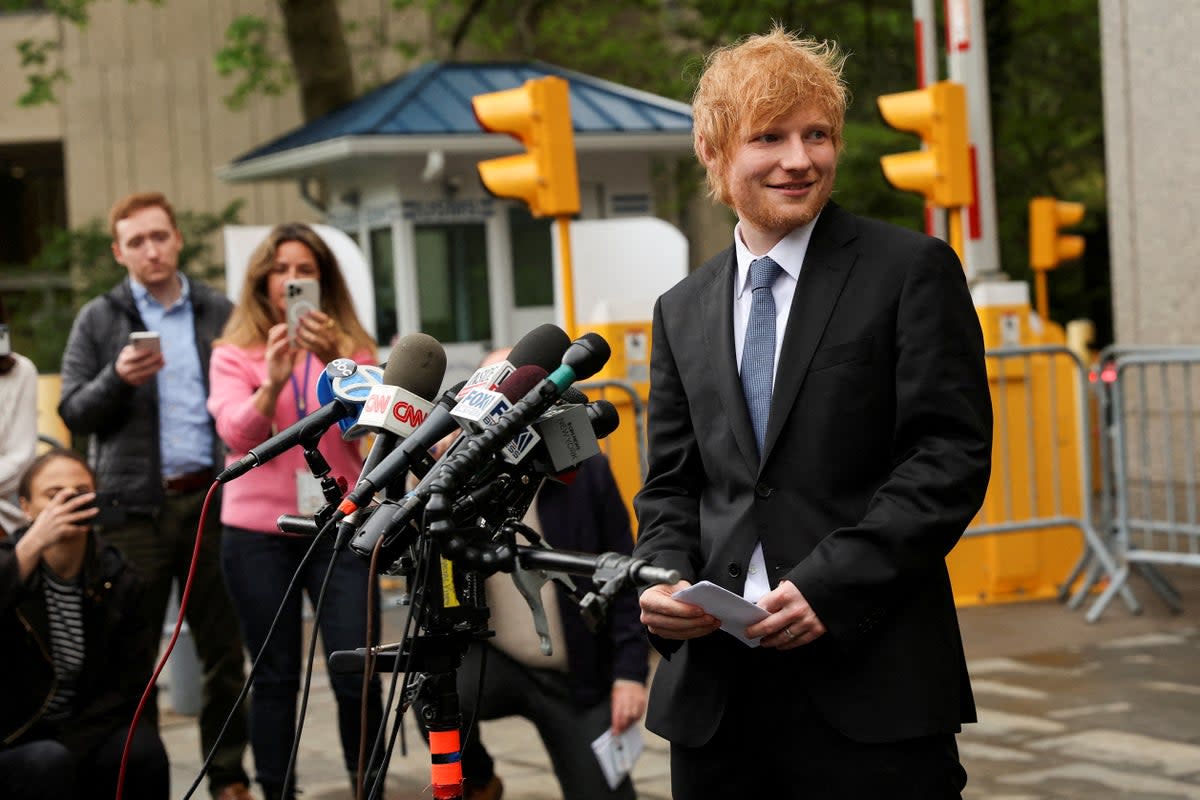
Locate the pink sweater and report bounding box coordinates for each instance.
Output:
[208,343,375,533]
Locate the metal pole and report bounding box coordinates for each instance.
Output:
[912,0,947,243]
[945,0,1002,281]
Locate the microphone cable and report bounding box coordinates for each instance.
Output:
[176,506,341,799]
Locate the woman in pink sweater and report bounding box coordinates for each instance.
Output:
[207,223,382,800]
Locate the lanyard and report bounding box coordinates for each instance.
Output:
[288,352,314,419]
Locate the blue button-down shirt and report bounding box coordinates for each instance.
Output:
[130,274,214,478]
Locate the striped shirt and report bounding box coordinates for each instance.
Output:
[41,568,86,722]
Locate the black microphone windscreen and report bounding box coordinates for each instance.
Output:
[497,364,548,402]
[446,379,468,397]
[563,332,611,381]
[587,400,621,439]
[383,333,447,400]
[560,387,588,405]
[508,323,570,373]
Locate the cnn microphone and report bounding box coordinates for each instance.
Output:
[350,333,447,479]
[216,359,380,483]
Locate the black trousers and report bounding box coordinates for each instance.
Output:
[668,650,967,800]
[0,721,169,800]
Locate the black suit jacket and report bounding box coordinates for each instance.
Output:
[632,201,992,747]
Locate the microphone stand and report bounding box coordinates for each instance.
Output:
[328,517,680,800]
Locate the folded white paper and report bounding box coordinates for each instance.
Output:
[591,725,644,790]
[671,580,769,647]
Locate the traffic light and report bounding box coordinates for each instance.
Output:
[472,76,580,218]
[877,81,973,208]
[1029,197,1085,270]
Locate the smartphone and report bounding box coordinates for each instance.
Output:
[128,330,161,353]
[87,490,126,529]
[285,278,321,342]
[0,323,10,358]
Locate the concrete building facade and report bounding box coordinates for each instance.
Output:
[1100,0,1200,344]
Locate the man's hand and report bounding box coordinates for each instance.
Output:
[639,580,721,641]
[610,680,647,734]
[745,579,826,650]
[115,344,165,386]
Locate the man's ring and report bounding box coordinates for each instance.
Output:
[324,319,336,330]
[784,627,796,639]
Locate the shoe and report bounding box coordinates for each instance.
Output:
[463,775,503,800]
[215,783,256,800]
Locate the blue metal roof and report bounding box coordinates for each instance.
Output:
[232,61,693,164]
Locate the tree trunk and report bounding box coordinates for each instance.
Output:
[278,0,357,121]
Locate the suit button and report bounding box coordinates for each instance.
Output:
[727,562,741,578]
[755,482,773,498]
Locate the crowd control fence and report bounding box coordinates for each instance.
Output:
[955,345,1131,618]
[1083,345,1200,620]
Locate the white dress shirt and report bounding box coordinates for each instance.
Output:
[732,216,819,602]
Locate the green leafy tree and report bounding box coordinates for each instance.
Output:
[8,0,1109,335]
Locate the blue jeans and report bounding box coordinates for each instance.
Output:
[221,526,384,797]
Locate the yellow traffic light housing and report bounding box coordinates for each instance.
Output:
[877,81,973,209]
[1029,197,1085,270]
[472,76,580,218]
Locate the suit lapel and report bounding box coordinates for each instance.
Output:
[699,248,761,473]
[761,202,859,468]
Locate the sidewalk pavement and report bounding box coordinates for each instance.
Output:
[160,566,1200,799]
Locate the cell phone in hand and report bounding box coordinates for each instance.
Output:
[128,331,161,354]
[285,278,321,342]
[87,490,126,529]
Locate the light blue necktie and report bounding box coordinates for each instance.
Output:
[740,256,782,454]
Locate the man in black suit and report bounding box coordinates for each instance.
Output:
[632,26,993,799]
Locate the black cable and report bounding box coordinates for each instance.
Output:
[180,521,333,800]
[280,539,344,799]
[366,532,434,800]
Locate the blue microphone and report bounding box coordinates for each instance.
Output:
[216,358,382,483]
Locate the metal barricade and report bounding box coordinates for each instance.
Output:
[577,379,648,528]
[577,378,648,478]
[1087,346,1200,620]
[955,345,1127,618]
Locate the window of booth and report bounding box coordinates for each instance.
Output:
[368,226,397,347]
[508,207,553,308]
[414,223,490,343]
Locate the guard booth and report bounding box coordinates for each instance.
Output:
[219,61,693,381]
[219,61,694,520]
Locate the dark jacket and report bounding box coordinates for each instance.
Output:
[535,455,650,708]
[633,202,992,746]
[0,528,155,754]
[58,276,232,513]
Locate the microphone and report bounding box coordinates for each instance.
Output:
[216,359,381,483]
[338,324,575,517]
[315,360,386,439]
[433,333,612,489]
[346,366,548,561]
[454,323,570,399]
[351,333,447,481]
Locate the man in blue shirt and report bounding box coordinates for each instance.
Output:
[58,192,253,800]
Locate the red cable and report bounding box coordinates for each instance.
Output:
[115,480,220,800]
